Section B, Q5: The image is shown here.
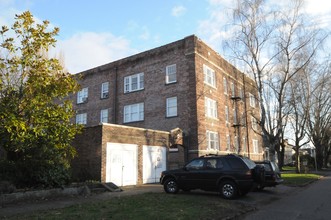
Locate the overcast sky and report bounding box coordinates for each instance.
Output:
[1,0,330,73]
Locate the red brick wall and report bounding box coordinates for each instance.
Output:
[70,35,263,164]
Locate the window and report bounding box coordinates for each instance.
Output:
[76,113,87,125]
[124,73,144,93]
[243,137,247,152]
[203,64,216,88]
[226,135,231,151]
[206,131,219,150]
[166,64,177,84]
[225,106,229,125]
[241,112,246,126]
[249,93,256,107]
[77,88,88,104]
[186,159,204,170]
[234,136,239,152]
[239,88,243,99]
[205,97,218,118]
[227,158,246,169]
[231,82,235,97]
[124,103,144,123]
[251,116,258,130]
[100,109,108,123]
[223,77,228,94]
[253,139,259,153]
[206,159,218,169]
[166,97,177,117]
[101,82,109,99]
[233,109,237,125]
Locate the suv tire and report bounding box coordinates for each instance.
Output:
[164,178,179,194]
[220,180,238,199]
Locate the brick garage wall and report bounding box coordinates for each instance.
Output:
[71,126,103,182]
[72,123,185,184]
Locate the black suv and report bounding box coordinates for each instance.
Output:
[160,154,264,199]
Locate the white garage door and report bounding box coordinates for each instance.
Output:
[143,145,166,184]
[106,143,137,186]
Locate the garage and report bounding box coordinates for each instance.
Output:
[143,145,167,184]
[106,143,138,186]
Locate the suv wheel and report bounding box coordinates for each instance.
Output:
[163,178,179,194]
[220,180,238,199]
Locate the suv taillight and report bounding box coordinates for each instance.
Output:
[245,170,252,178]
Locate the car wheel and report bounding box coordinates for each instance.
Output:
[220,180,238,199]
[163,178,179,194]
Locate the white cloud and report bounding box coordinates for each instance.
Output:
[55,32,137,74]
[197,0,235,51]
[171,5,187,17]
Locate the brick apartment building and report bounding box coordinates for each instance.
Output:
[70,35,264,164]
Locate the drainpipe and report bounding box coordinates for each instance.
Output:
[243,73,251,158]
[113,67,118,124]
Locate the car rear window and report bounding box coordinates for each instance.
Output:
[242,157,256,169]
[227,158,247,169]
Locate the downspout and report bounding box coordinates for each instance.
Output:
[113,67,118,124]
[243,73,251,158]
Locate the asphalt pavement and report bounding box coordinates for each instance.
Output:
[242,170,331,220]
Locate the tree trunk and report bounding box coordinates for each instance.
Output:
[295,150,301,173]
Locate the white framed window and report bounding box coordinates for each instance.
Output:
[241,112,246,126]
[100,109,108,123]
[166,64,177,84]
[225,106,229,125]
[124,103,144,123]
[242,137,247,152]
[253,139,259,153]
[206,131,219,150]
[76,113,87,125]
[233,108,238,125]
[166,97,177,117]
[124,73,144,93]
[77,88,88,104]
[249,93,256,107]
[223,77,228,94]
[231,82,235,97]
[234,136,239,152]
[101,82,109,99]
[203,64,216,88]
[205,97,218,118]
[239,88,243,99]
[251,116,258,130]
[226,135,231,151]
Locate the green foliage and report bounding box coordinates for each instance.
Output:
[0,11,81,187]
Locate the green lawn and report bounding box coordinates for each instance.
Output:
[282,173,321,186]
[5,192,253,220]
[282,166,296,171]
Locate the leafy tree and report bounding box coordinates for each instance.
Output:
[0,11,81,187]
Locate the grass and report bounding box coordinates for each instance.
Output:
[5,192,253,220]
[282,173,321,186]
[282,166,296,171]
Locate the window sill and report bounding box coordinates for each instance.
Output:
[165,81,177,85]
